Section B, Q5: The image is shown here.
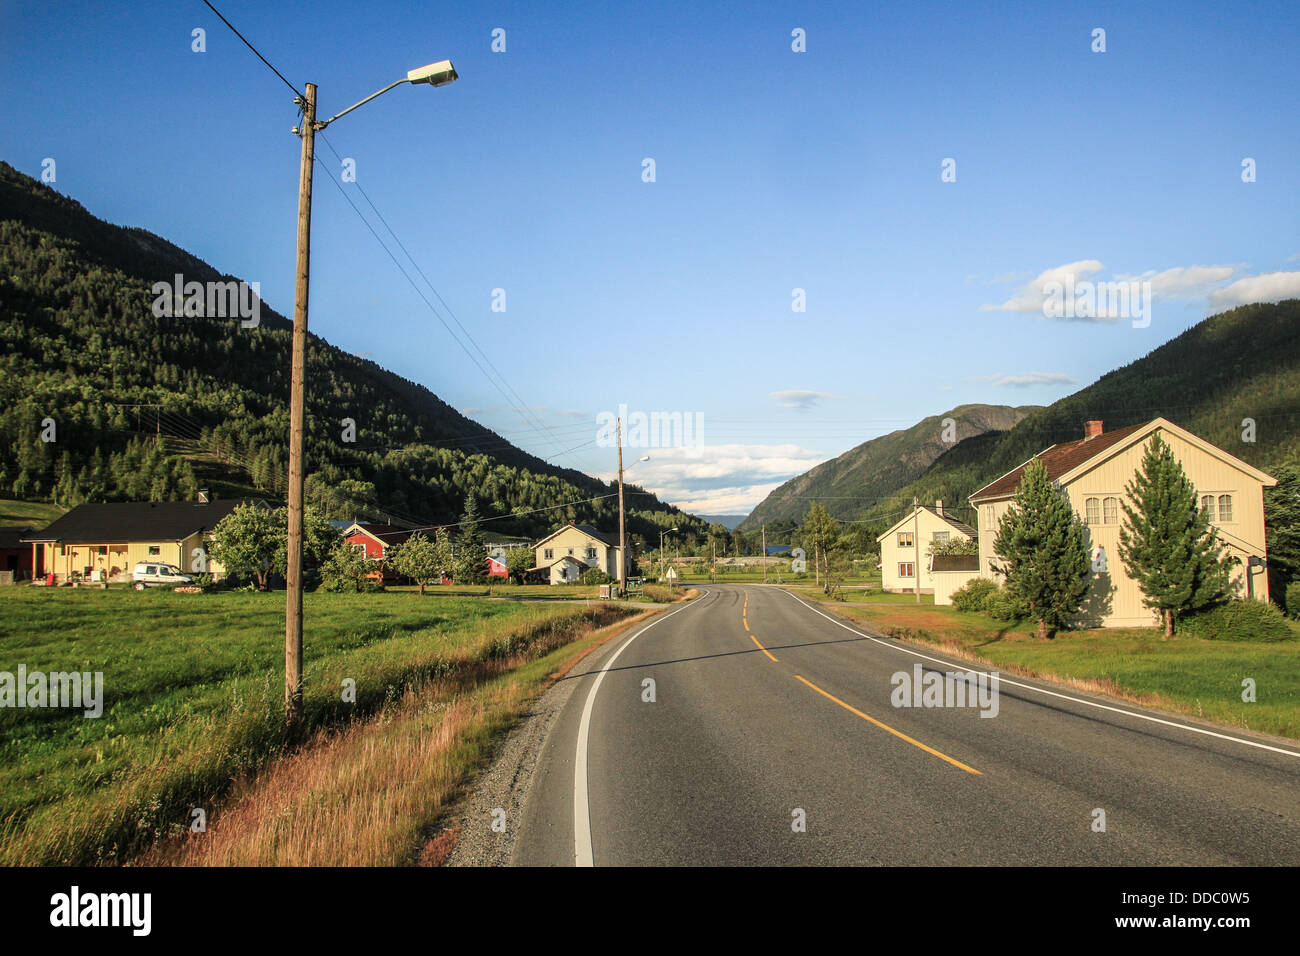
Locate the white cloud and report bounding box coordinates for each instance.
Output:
[979,259,1104,314]
[600,443,827,514]
[976,371,1076,388]
[770,389,836,411]
[1207,270,1300,310]
[1116,264,1236,299]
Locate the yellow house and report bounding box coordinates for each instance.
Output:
[23,498,260,583]
[531,523,623,584]
[876,501,977,593]
[969,419,1277,627]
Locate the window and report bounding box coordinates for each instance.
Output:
[148,546,161,556]
[898,532,913,548]
[567,548,574,556]
[1103,497,1119,524]
[351,543,366,554]
[586,547,597,559]
[932,531,949,543]
[898,562,914,578]
[1085,498,1100,524]
[1218,494,1233,522]
[1201,495,1216,521]
[544,548,554,560]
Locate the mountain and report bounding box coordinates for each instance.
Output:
[753,300,1300,535]
[697,514,748,531]
[739,404,1037,530]
[0,161,705,541]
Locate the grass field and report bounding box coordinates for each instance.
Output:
[809,597,1300,741]
[0,586,644,865]
[0,498,65,529]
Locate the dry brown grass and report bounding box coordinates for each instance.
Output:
[139,607,657,866]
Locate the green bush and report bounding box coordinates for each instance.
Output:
[951,577,997,612]
[578,567,612,586]
[1286,581,1300,621]
[983,585,1030,621]
[1181,599,1295,642]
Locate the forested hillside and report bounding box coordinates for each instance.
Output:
[0,161,703,542]
[775,300,1300,534]
[740,404,1036,531]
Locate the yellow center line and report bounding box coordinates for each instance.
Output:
[749,633,778,662]
[794,675,982,776]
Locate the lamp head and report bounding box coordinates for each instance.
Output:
[407,59,458,87]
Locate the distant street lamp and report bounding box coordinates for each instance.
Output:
[283,60,458,726]
[660,526,678,586]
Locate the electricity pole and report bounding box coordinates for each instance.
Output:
[284,82,317,726]
[914,496,921,605]
[762,525,767,584]
[617,417,625,596]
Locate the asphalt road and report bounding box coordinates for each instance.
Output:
[511,584,1300,865]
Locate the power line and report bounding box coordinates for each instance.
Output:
[199,0,301,98]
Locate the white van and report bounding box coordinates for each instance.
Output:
[132,562,193,590]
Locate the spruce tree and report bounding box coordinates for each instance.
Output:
[991,458,1092,639]
[1118,433,1232,636]
[454,493,487,584]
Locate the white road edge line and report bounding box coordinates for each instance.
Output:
[574,588,714,867]
[768,585,1300,760]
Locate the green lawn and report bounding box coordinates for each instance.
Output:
[0,498,65,529]
[0,586,634,864]
[822,600,1300,741]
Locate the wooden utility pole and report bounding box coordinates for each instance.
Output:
[285,82,317,726]
[616,417,626,597]
[762,526,767,584]
[914,496,921,604]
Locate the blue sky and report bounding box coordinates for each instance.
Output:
[4,0,1298,515]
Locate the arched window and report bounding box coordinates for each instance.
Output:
[1201,495,1216,521]
[1085,498,1100,524]
[1103,497,1119,524]
[1218,494,1233,522]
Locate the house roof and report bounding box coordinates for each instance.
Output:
[533,522,621,550]
[969,418,1277,503]
[930,553,980,573]
[22,499,254,544]
[877,507,977,543]
[0,527,34,550]
[343,523,415,549]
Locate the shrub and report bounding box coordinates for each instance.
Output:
[578,567,612,586]
[983,585,1030,621]
[951,577,997,612]
[1286,581,1300,621]
[1181,599,1295,642]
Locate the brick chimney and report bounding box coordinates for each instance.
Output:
[935,499,945,517]
[1084,420,1103,440]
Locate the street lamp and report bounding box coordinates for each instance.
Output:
[659,526,678,586]
[283,60,458,726]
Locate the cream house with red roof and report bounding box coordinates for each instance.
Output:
[969,419,1277,628]
[877,501,977,594]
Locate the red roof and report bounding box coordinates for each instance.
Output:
[970,421,1151,502]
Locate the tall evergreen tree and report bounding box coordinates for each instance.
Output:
[1119,433,1233,636]
[454,493,487,584]
[991,458,1091,639]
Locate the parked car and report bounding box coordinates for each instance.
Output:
[132,562,194,590]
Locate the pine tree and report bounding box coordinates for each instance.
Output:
[454,493,487,584]
[1119,433,1233,636]
[991,458,1092,639]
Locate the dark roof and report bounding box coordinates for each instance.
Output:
[0,527,34,550]
[926,508,977,539]
[22,500,253,544]
[574,524,620,547]
[970,421,1151,502]
[347,523,415,548]
[931,554,980,573]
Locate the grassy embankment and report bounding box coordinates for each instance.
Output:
[796,594,1300,741]
[0,586,672,865]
